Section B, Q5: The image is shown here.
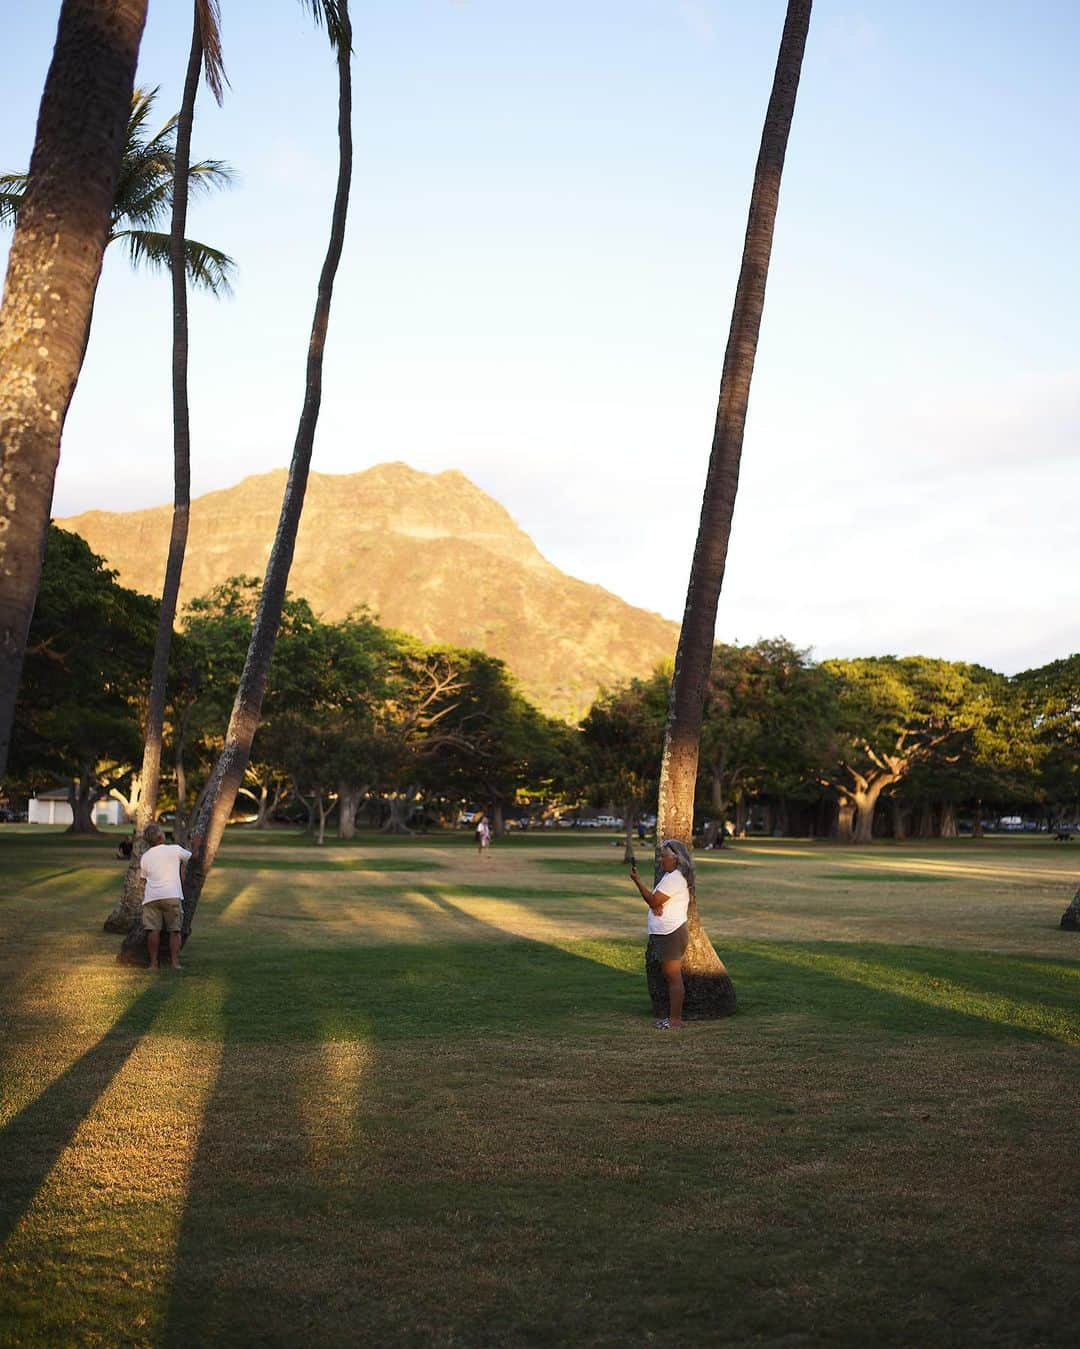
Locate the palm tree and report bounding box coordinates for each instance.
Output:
[653,0,814,1017]
[119,0,354,962]
[104,1,229,933]
[1,85,235,301]
[0,0,149,781]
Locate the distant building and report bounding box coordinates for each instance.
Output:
[28,789,125,827]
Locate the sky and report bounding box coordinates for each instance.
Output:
[3,1,1079,675]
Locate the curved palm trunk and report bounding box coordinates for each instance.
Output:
[120,2,353,961]
[106,10,203,932]
[0,0,148,778]
[655,0,812,1017]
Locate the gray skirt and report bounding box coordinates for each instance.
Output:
[647,923,689,962]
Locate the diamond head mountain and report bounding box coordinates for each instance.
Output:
[58,463,679,720]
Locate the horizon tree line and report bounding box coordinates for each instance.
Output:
[11,526,1077,854]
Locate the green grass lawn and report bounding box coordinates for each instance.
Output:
[1,827,1078,1346]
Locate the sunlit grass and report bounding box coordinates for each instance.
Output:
[1,829,1078,1345]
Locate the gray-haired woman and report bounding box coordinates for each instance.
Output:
[629,839,693,1030]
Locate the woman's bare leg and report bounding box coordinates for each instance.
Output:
[662,959,684,1026]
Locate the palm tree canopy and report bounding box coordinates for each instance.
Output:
[298,0,351,50]
[1,86,235,297]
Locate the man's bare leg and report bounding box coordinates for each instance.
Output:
[169,931,182,969]
[147,930,160,969]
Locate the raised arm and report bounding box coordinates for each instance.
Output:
[629,864,666,916]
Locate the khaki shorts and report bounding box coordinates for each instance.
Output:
[142,898,183,933]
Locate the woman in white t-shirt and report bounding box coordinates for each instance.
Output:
[629,840,692,1030]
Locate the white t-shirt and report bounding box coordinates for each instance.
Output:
[648,868,690,935]
[140,843,192,903]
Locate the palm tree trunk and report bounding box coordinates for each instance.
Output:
[0,0,148,778]
[120,2,354,961]
[106,9,203,933]
[655,0,812,1017]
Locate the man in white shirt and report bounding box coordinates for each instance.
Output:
[139,821,192,970]
[629,841,692,1029]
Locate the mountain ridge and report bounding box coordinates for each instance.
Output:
[58,462,679,719]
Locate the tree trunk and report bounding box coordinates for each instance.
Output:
[852,779,892,844]
[776,796,789,836]
[915,803,935,838]
[835,798,855,843]
[105,10,203,935]
[491,800,505,837]
[66,767,100,834]
[251,782,271,827]
[0,0,148,778]
[315,792,332,845]
[119,5,354,964]
[656,0,812,846]
[972,799,984,839]
[703,771,725,847]
[623,810,636,863]
[654,2,810,1017]
[382,795,414,835]
[108,773,141,824]
[734,794,748,838]
[939,800,958,838]
[338,783,361,839]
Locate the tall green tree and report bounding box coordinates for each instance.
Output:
[1014,655,1080,823]
[655,0,812,1016]
[436,652,567,837]
[120,0,354,963]
[699,638,832,841]
[11,527,156,831]
[0,0,149,779]
[819,657,998,844]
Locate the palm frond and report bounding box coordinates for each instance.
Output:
[116,176,173,231]
[5,83,234,300]
[114,229,236,298]
[296,0,352,52]
[197,0,229,106]
[0,174,28,227]
[188,158,235,194]
[126,88,160,146]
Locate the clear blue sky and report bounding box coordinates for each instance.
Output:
[3,2,1079,673]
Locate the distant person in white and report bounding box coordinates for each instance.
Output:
[139,822,191,970]
[629,840,692,1030]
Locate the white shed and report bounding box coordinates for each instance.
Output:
[28,789,125,827]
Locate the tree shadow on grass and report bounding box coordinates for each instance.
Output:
[0,981,175,1248]
[213,856,446,873]
[160,894,644,1343]
[728,940,1080,1043]
[161,924,1080,1343]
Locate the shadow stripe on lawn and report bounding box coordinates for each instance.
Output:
[213,857,444,873]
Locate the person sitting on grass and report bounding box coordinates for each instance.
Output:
[139,821,191,971]
[629,840,692,1030]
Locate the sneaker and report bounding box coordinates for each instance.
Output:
[653,1018,671,1030]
